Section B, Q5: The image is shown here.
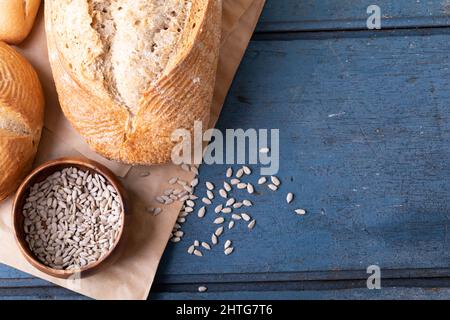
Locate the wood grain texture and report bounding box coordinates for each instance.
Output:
[4,0,450,300]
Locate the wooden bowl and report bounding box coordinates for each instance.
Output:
[12,157,127,278]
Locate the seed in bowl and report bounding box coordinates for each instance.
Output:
[22,167,123,271]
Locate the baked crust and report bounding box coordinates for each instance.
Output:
[46,0,222,165]
[0,0,41,44]
[0,42,44,201]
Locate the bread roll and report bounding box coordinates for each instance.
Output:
[0,42,44,201]
[45,0,222,165]
[0,0,42,44]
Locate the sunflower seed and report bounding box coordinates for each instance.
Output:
[178,195,189,202]
[194,240,200,247]
[193,249,203,257]
[171,237,181,243]
[286,193,294,204]
[241,213,251,222]
[258,177,267,185]
[228,221,235,229]
[186,200,195,207]
[215,204,223,213]
[247,183,255,194]
[177,179,188,186]
[268,184,278,191]
[295,209,307,215]
[177,217,186,223]
[224,182,232,192]
[236,169,244,178]
[184,186,193,193]
[198,206,206,218]
[191,166,199,175]
[190,194,198,200]
[243,200,253,207]
[233,202,243,209]
[211,234,218,245]
[224,247,234,255]
[222,207,232,214]
[237,183,247,189]
[188,245,195,254]
[184,207,194,213]
[248,220,257,229]
[215,227,224,237]
[201,242,211,251]
[181,164,190,172]
[224,240,232,250]
[198,286,208,293]
[271,176,281,186]
[226,168,233,178]
[219,189,228,198]
[214,217,225,224]
[154,207,163,215]
[226,198,235,207]
[174,231,184,237]
[191,178,199,187]
[207,190,214,200]
[164,188,174,196]
[169,177,178,184]
[230,179,240,185]
[260,147,270,154]
[232,214,242,220]
[156,196,165,204]
[202,197,212,205]
[243,166,252,175]
[206,182,215,190]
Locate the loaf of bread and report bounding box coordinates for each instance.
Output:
[46,0,222,165]
[0,42,45,201]
[0,0,41,44]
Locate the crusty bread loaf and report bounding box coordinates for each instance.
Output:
[0,0,42,44]
[46,0,222,165]
[0,42,45,201]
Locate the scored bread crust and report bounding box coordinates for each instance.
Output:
[0,0,42,44]
[45,0,222,165]
[0,42,44,201]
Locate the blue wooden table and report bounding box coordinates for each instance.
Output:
[3,0,450,300]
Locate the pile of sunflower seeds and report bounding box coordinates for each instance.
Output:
[157,161,308,258]
[22,167,123,270]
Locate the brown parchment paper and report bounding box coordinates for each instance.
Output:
[0,0,265,300]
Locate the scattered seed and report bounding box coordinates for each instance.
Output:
[207,190,214,200]
[233,202,243,209]
[193,249,203,257]
[295,209,307,215]
[236,168,244,178]
[237,183,247,189]
[224,240,232,250]
[258,177,267,185]
[224,247,234,255]
[206,182,215,190]
[214,217,225,224]
[215,204,223,213]
[248,220,256,230]
[191,166,199,175]
[286,193,294,204]
[201,242,211,250]
[243,166,252,175]
[228,221,235,229]
[211,234,218,245]
[194,240,200,247]
[232,214,242,220]
[247,183,255,194]
[184,207,194,213]
[198,286,208,293]
[219,189,228,198]
[177,179,188,186]
[198,206,206,218]
[268,184,278,191]
[189,194,198,200]
[191,178,199,187]
[226,168,233,178]
[169,177,178,185]
[243,200,253,207]
[224,182,232,192]
[222,207,232,214]
[188,245,195,254]
[202,197,212,205]
[181,164,190,172]
[241,213,251,222]
[186,200,195,207]
[230,179,240,185]
[271,176,281,186]
[226,198,235,207]
[171,237,181,243]
[215,227,224,237]
[154,208,163,215]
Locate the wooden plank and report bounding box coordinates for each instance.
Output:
[257,0,450,32]
[156,28,450,285]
